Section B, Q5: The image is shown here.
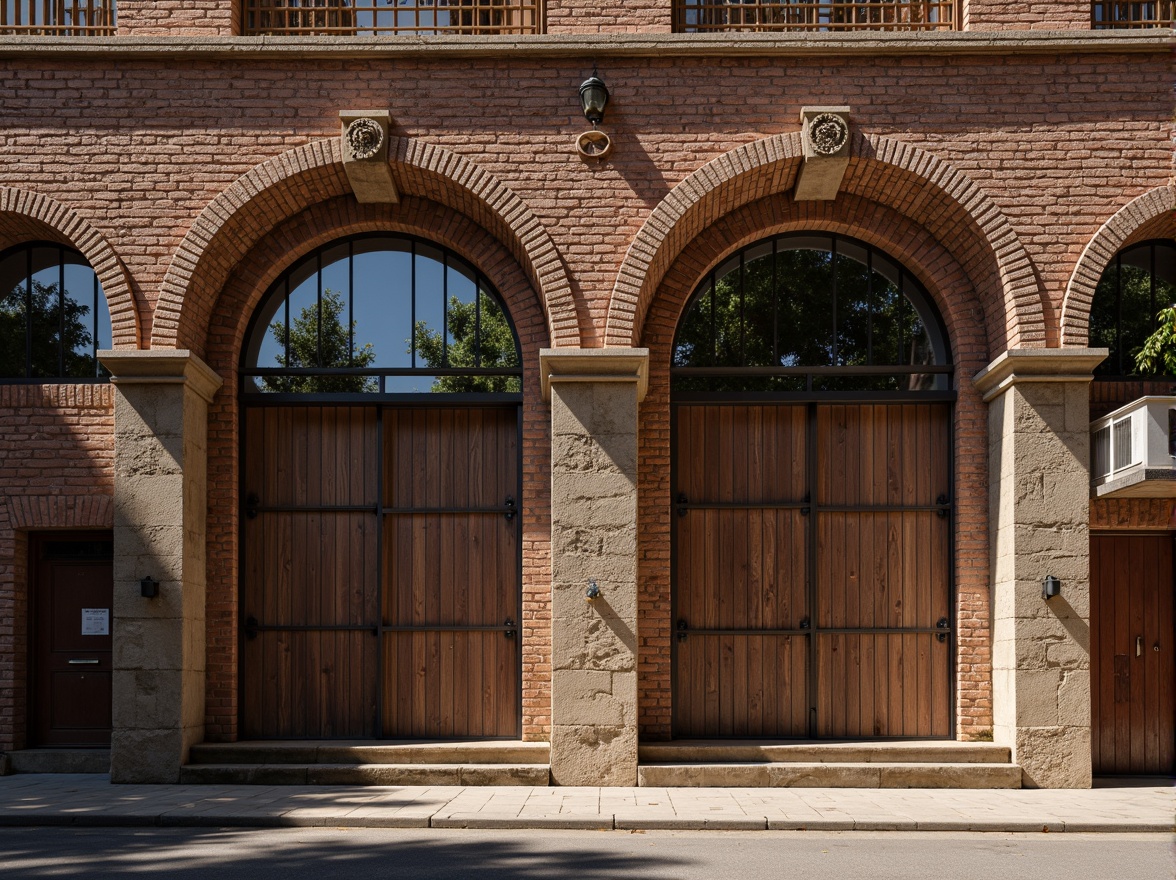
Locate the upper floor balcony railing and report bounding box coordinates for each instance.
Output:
[1,0,115,35]
[242,0,541,35]
[1092,1,1174,27]
[674,0,955,32]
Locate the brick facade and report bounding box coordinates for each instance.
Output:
[0,1,1170,766]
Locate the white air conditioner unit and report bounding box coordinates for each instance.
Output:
[1090,396,1176,498]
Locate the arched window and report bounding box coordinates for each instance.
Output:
[0,242,111,381]
[242,234,522,396]
[1090,240,1176,377]
[673,233,950,393]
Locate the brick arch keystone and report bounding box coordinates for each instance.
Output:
[152,137,578,353]
[1061,185,1176,348]
[605,132,1046,354]
[0,187,140,348]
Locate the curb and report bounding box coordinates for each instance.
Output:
[0,813,1171,833]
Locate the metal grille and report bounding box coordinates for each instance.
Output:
[674,0,955,31]
[1113,417,1136,472]
[1092,1,1174,27]
[0,0,115,35]
[243,0,541,35]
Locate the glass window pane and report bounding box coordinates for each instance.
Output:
[61,255,98,378]
[776,244,833,367]
[319,242,352,368]
[0,250,28,378]
[413,244,446,370]
[742,247,776,367]
[1090,265,1121,374]
[834,249,871,366]
[29,246,63,378]
[711,257,742,366]
[674,278,714,367]
[283,259,320,368]
[352,236,411,368]
[445,260,478,368]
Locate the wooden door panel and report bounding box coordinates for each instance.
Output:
[30,534,114,747]
[1091,533,1175,775]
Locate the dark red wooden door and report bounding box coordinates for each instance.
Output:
[1091,532,1176,775]
[30,533,114,747]
[673,402,952,739]
[242,404,520,739]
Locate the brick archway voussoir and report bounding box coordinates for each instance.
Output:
[606,132,1045,353]
[1061,185,1176,348]
[152,138,578,353]
[0,187,140,349]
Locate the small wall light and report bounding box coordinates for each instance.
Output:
[579,71,609,128]
[1042,575,1061,601]
[141,576,159,599]
[586,579,601,602]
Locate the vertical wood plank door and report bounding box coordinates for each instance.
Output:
[242,403,521,740]
[1091,533,1176,775]
[381,406,520,738]
[242,406,380,738]
[30,533,114,747]
[672,401,952,739]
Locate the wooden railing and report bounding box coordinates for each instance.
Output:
[242,0,541,35]
[674,0,955,31]
[1092,1,1174,26]
[0,0,115,35]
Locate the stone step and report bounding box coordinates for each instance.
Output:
[638,762,1022,789]
[638,740,1010,765]
[179,762,552,786]
[7,749,110,774]
[188,741,549,766]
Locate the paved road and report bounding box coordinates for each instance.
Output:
[0,828,1172,879]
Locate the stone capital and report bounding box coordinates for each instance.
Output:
[973,348,1107,403]
[98,349,223,403]
[539,347,649,402]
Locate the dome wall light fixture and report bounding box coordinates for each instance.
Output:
[576,67,613,161]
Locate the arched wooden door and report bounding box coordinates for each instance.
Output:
[670,234,955,739]
[238,235,523,739]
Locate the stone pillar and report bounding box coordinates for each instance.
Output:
[974,348,1106,789]
[540,348,648,786]
[98,350,222,783]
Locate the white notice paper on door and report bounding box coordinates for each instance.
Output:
[81,608,110,636]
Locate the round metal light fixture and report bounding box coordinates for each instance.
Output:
[579,74,609,128]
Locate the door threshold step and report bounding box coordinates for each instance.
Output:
[179,763,552,786]
[188,741,549,766]
[638,762,1021,789]
[6,749,110,774]
[639,740,1010,765]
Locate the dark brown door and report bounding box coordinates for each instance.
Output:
[673,402,952,739]
[30,533,114,747]
[242,404,520,739]
[1091,532,1176,775]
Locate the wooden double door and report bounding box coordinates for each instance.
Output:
[242,404,521,739]
[1091,532,1175,775]
[673,401,953,739]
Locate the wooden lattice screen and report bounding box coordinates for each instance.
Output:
[0,0,116,34]
[674,0,956,31]
[1092,1,1174,26]
[242,0,541,35]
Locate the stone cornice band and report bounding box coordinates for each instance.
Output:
[540,348,650,402]
[972,348,1108,403]
[98,350,224,403]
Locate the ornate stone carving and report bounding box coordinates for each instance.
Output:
[345,117,384,161]
[808,112,849,157]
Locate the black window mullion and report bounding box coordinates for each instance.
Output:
[24,246,32,378]
[831,236,839,366]
[771,238,778,366]
[1115,253,1123,374]
[866,247,874,365]
[92,270,99,377]
[710,271,716,363]
[348,240,355,367]
[58,247,65,377]
[284,276,291,367]
[315,250,323,368]
[1150,243,1157,336]
[738,251,746,366]
[411,240,417,369]
[442,251,449,369]
[475,276,482,369]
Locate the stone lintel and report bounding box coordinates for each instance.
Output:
[98,349,223,403]
[973,348,1107,402]
[540,347,649,402]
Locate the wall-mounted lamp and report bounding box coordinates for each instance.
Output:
[1042,575,1061,601]
[141,576,160,599]
[576,69,613,160]
[586,579,601,602]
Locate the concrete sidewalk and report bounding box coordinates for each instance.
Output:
[0,775,1171,832]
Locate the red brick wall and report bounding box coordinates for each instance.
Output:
[117,1,237,35]
[546,0,672,33]
[0,385,114,751]
[964,0,1093,29]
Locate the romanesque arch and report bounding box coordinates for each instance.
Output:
[151,137,579,354]
[1061,185,1176,348]
[604,132,1046,354]
[0,187,139,349]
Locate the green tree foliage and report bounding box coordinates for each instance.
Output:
[0,279,95,378]
[1133,306,1176,377]
[413,291,520,392]
[263,288,376,393]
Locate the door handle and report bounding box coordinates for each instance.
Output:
[1137,636,1143,657]
[68,659,99,665]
